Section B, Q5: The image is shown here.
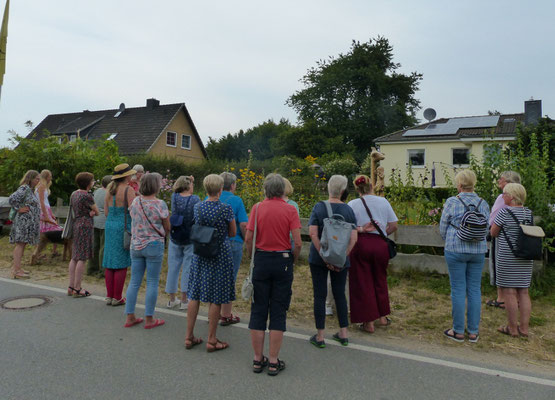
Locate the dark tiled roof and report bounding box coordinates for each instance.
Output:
[375,113,524,143]
[28,102,207,157]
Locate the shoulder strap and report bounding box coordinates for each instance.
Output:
[457,196,470,210]
[505,208,522,225]
[139,198,165,237]
[247,203,259,281]
[323,200,333,219]
[360,196,387,239]
[123,187,129,230]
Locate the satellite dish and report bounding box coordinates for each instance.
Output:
[423,108,436,122]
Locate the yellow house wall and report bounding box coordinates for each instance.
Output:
[148,109,205,163]
[377,140,513,187]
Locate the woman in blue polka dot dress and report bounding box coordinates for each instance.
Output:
[186,174,236,352]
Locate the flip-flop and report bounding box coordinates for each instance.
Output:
[124,317,144,328]
[497,326,518,337]
[144,318,165,329]
[443,329,464,343]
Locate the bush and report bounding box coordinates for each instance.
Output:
[322,157,359,179]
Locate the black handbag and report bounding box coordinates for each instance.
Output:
[360,197,397,259]
[501,208,545,261]
[190,204,225,258]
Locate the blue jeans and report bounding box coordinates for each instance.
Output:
[444,251,485,335]
[165,240,194,294]
[125,241,164,317]
[230,240,243,281]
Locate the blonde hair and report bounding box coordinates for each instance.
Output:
[455,169,476,191]
[20,170,39,186]
[173,176,193,193]
[203,174,224,197]
[283,178,294,197]
[108,175,131,195]
[353,174,372,195]
[503,183,526,205]
[39,169,52,195]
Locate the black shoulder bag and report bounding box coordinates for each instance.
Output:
[190,203,225,258]
[360,197,397,259]
[501,208,545,260]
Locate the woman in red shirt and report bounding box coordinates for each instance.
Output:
[245,173,302,376]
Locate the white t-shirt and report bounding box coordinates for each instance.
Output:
[348,195,398,235]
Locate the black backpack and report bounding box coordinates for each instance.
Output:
[169,194,193,245]
[450,196,488,242]
[501,208,545,260]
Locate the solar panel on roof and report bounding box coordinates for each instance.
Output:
[403,115,499,137]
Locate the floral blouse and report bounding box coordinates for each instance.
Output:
[129,197,169,250]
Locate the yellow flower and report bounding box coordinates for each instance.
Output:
[296,168,302,172]
[230,167,235,171]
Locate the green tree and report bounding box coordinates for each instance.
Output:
[0,132,123,201]
[287,37,422,159]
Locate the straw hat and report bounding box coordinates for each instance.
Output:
[111,163,137,180]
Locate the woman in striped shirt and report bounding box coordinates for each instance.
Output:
[490,183,534,338]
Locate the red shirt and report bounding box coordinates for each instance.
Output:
[247,198,301,251]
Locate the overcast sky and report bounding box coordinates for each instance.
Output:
[1,0,554,148]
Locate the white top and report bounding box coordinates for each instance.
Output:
[348,195,398,235]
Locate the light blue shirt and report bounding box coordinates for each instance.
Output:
[440,192,490,254]
[218,191,248,243]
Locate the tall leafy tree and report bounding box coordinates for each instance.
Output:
[287,37,422,159]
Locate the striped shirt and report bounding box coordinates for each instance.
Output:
[440,192,490,254]
[493,207,534,288]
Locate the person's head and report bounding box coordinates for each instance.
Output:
[327,175,348,199]
[498,171,521,190]
[503,183,526,206]
[353,174,372,195]
[39,169,53,193]
[173,175,194,193]
[20,170,40,187]
[132,164,145,181]
[220,172,237,192]
[203,174,224,197]
[101,175,112,189]
[455,169,476,192]
[283,178,294,198]
[75,172,95,190]
[263,173,285,199]
[140,172,162,196]
[109,163,137,195]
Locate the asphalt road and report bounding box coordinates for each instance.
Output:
[0,279,554,400]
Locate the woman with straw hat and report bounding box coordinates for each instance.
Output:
[102,163,136,306]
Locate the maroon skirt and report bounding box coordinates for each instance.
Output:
[348,233,390,323]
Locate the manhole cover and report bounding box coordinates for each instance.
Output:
[0,295,52,311]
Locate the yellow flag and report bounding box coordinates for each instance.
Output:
[0,0,10,92]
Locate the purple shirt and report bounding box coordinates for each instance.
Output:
[489,194,506,225]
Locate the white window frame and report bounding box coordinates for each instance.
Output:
[181,134,191,150]
[407,149,425,168]
[452,147,470,166]
[166,131,177,147]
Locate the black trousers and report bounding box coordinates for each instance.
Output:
[309,263,349,329]
[248,251,294,332]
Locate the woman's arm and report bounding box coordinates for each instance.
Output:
[439,199,452,239]
[90,204,100,217]
[385,221,398,236]
[37,185,53,223]
[490,223,501,238]
[308,225,321,252]
[228,218,237,237]
[245,229,254,258]
[104,194,110,217]
[291,228,302,263]
[346,229,358,256]
[162,216,170,236]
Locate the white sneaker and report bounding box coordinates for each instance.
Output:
[167,299,180,308]
[179,300,189,310]
[325,306,333,316]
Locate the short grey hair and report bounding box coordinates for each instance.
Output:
[327,175,348,198]
[173,175,193,193]
[132,164,145,173]
[263,173,285,199]
[500,171,521,184]
[140,172,161,196]
[101,175,112,188]
[220,172,237,191]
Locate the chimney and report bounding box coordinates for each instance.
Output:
[524,99,542,125]
[146,98,160,109]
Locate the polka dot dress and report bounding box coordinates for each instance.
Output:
[188,200,236,304]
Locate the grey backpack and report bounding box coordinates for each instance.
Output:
[318,201,355,269]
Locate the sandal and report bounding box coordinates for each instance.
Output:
[185,336,203,350]
[486,299,505,309]
[497,326,518,338]
[468,333,480,343]
[332,333,349,346]
[377,317,392,327]
[206,339,229,352]
[358,324,375,334]
[111,298,126,306]
[67,287,75,296]
[72,288,91,298]
[124,318,144,328]
[309,334,326,348]
[267,359,285,376]
[517,327,529,338]
[219,314,240,326]
[11,270,30,280]
[144,319,165,330]
[443,329,464,343]
[253,355,268,373]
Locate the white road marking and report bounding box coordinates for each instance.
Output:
[2,277,554,388]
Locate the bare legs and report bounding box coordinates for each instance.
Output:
[496,287,505,304]
[12,243,29,276]
[501,287,531,336]
[221,302,233,318]
[185,301,227,350]
[251,329,284,365]
[68,259,86,291]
